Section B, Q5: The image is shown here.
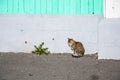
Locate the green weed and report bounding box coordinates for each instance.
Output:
[32,42,50,55]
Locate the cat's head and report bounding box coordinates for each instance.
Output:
[68,38,73,43]
[67,38,75,47]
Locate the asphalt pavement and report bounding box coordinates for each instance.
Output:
[0,52,120,80]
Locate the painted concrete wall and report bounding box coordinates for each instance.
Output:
[105,0,120,18]
[0,0,103,14]
[98,18,120,59]
[0,15,120,59]
[0,15,102,54]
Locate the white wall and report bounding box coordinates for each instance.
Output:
[103,0,120,59]
[105,0,120,18]
[0,15,102,54]
[98,18,120,59]
[0,15,120,59]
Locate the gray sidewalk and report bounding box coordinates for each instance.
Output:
[0,53,120,80]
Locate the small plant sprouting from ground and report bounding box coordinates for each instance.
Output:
[32,42,50,55]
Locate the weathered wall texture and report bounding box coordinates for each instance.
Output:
[0,15,120,59]
[0,15,102,54]
[98,19,120,59]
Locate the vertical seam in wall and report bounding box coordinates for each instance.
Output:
[34,0,36,14]
[63,0,64,14]
[58,0,59,14]
[40,0,41,13]
[23,0,25,13]
[93,0,94,14]
[12,0,14,13]
[97,20,99,55]
[104,0,106,18]
[97,16,103,57]
[18,0,19,13]
[7,0,8,13]
[57,0,58,14]
[88,0,89,14]
[51,0,53,14]
[45,0,46,14]
[80,0,81,14]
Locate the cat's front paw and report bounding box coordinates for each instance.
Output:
[72,53,78,56]
[71,53,81,58]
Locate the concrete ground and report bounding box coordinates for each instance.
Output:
[0,53,120,80]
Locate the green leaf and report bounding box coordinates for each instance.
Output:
[32,42,50,55]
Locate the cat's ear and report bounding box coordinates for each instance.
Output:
[68,38,70,40]
[68,38,72,40]
[68,38,73,40]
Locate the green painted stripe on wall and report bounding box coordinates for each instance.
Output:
[58,0,64,14]
[0,0,8,14]
[0,0,103,14]
[19,0,24,13]
[81,0,88,14]
[88,0,94,14]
